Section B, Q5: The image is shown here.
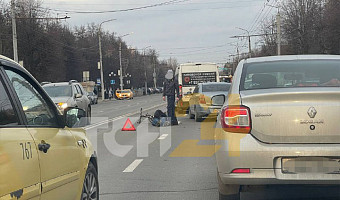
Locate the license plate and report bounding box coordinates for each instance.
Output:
[282,157,340,174]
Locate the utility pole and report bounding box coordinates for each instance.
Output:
[277,11,281,55]
[98,19,116,101]
[98,31,104,100]
[153,57,157,88]
[236,27,252,58]
[143,46,151,94]
[118,32,133,90]
[11,0,18,62]
[144,51,147,93]
[231,33,274,58]
[119,42,123,90]
[267,2,282,56]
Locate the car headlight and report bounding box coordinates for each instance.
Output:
[57,102,68,110]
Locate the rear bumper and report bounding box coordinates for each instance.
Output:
[215,132,340,185]
[196,105,222,117]
[219,170,340,185]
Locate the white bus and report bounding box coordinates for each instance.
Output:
[175,62,220,112]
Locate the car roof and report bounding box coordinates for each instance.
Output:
[0,55,36,80]
[180,62,216,66]
[198,82,231,86]
[243,55,340,64]
[0,55,20,65]
[43,82,73,87]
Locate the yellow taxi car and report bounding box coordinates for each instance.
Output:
[0,55,98,200]
[115,89,133,100]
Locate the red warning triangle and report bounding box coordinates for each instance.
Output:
[122,118,136,131]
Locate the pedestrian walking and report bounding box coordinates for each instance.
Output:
[163,69,180,125]
[108,88,113,100]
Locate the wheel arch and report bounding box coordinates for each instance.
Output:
[89,153,98,172]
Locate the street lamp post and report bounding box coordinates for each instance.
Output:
[142,46,151,94]
[237,27,251,58]
[98,19,116,101]
[118,32,133,90]
[11,0,18,62]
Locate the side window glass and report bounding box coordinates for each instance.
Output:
[194,86,199,93]
[76,85,83,95]
[0,77,19,126]
[74,85,80,94]
[5,69,57,126]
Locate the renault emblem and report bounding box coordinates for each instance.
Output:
[307,107,317,118]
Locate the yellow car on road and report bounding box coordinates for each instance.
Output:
[0,55,98,200]
[116,89,134,100]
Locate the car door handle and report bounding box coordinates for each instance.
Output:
[38,142,51,153]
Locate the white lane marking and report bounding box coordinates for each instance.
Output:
[123,159,143,173]
[84,103,166,130]
[158,134,169,140]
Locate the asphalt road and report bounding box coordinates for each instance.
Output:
[86,94,340,200]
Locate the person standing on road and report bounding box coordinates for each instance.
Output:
[163,70,180,125]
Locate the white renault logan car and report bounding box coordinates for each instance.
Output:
[215,55,340,200]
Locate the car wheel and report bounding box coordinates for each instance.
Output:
[189,107,195,119]
[194,108,202,122]
[81,162,99,200]
[217,171,240,200]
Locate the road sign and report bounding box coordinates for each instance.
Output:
[122,118,136,131]
[97,78,101,84]
[110,80,115,85]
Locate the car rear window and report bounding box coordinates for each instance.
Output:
[202,84,230,92]
[241,60,340,90]
[43,85,72,97]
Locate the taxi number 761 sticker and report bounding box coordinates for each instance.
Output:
[20,142,33,160]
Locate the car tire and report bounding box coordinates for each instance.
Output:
[217,171,240,200]
[194,108,202,122]
[81,162,99,200]
[189,107,195,119]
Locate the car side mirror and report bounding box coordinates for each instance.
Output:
[75,93,82,99]
[211,94,225,106]
[64,107,87,128]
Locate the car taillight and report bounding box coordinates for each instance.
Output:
[231,168,250,173]
[221,106,251,134]
[199,94,206,104]
[179,85,183,97]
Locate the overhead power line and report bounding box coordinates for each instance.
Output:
[46,0,189,14]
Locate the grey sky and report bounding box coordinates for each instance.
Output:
[40,0,276,64]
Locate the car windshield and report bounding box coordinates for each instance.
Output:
[117,90,129,93]
[241,60,340,90]
[43,86,72,97]
[202,84,231,92]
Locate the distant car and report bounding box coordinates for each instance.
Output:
[87,91,98,104]
[42,81,92,121]
[188,82,231,122]
[216,55,340,200]
[116,89,133,100]
[0,55,98,200]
